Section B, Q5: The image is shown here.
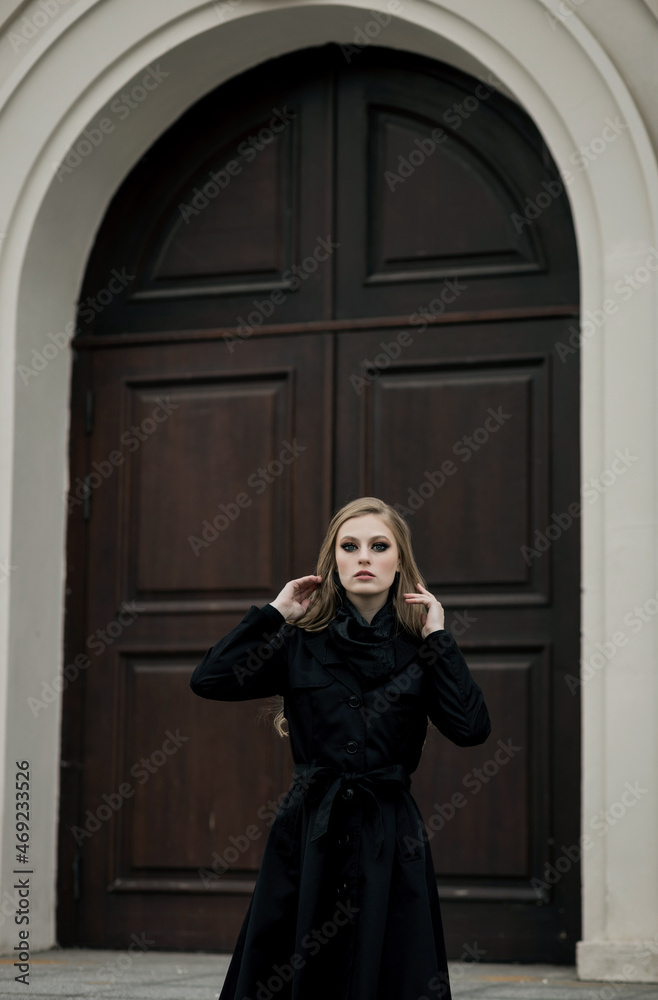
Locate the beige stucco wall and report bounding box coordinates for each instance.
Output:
[0,0,656,980]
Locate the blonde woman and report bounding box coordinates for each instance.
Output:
[190,496,491,1000]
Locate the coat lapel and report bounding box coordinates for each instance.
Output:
[302,628,422,697]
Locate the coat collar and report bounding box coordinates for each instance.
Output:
[301,627,422,697]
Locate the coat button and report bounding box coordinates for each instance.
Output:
[337,881,349,896]
[342,786,354,800]
[337,833,350,846]
[348,694,360,708]
[345,740,358,753]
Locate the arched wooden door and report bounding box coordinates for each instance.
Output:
[60,44,580,962]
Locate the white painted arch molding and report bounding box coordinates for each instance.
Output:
[0,0,657,979]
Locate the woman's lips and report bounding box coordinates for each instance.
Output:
[355,572,374,578]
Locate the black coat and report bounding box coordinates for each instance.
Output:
[189,602,491,1000]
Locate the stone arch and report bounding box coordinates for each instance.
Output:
[0,0,656,971]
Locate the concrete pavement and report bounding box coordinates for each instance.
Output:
[0,948,657,999]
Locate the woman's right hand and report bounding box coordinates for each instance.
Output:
[270,575,323,621]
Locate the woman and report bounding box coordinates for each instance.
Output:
[189,496,491,1000]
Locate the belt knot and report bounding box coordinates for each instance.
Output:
[292,762,410,859]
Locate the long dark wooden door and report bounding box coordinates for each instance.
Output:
[60,45,580,961]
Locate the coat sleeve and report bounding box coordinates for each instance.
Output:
[189,603,291,701]
[419,628,491,747]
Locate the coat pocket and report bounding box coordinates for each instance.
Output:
[379,663,426,707]
[271,785,303,857]
[395,793,425,863]
[288,662,334,690]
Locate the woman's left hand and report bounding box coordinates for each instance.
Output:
[403,583,445,639]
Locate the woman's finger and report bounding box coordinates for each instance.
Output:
[292,575,321,589]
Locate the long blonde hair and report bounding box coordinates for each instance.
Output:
[258,497,431,738]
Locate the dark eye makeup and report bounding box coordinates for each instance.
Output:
[340,542,389,551]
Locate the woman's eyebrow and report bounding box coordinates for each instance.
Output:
[338,534,391,542]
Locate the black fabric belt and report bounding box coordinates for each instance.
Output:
[292,763,411,859]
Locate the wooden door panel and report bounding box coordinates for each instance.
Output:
[335,56,579,317]
[334,318,577,958]
[121,373,298,598]
[90,336,330,613]
[370,109,538,277]
[151,137,290,282]
[113,653,286,876]
[413,652,545,880]
[364,360,546,593]
[76,334,329,942]
[80,63,334,334]
[335,323,556,606]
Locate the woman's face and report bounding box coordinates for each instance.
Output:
[334,514,401,603]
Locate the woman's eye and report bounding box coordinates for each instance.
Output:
[341,542,388,551]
